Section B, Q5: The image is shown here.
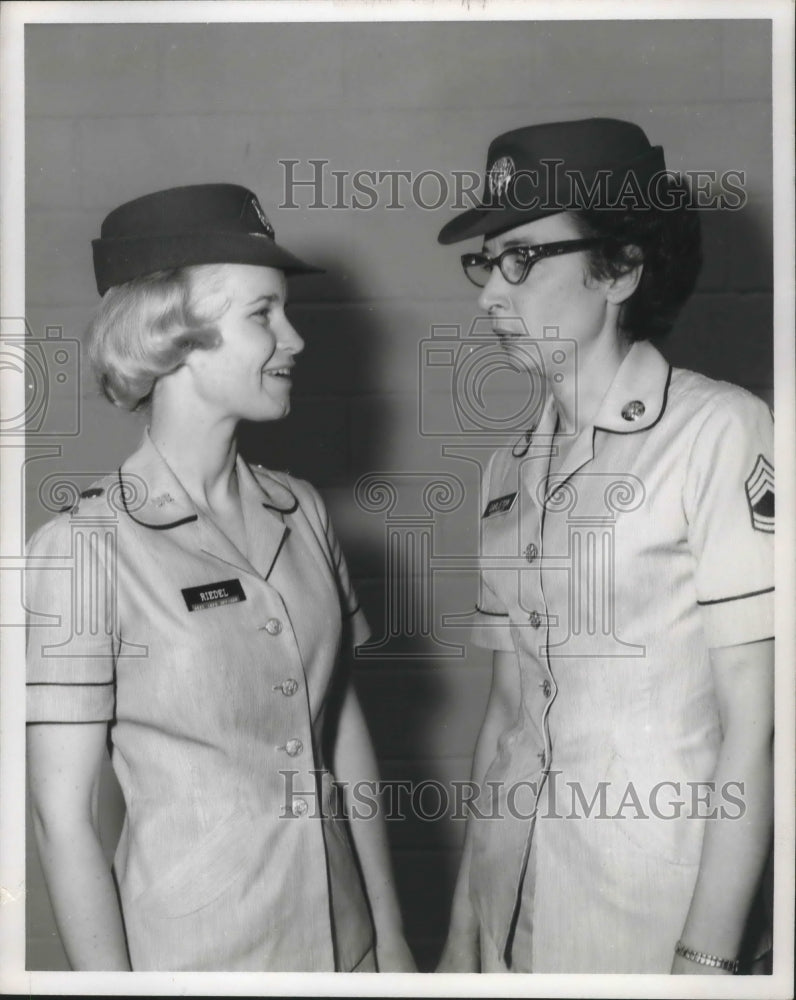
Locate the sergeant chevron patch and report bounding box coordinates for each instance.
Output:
[745,454,775,533]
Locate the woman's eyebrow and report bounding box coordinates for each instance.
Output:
[245,293,281,307]
[482,237,530,254]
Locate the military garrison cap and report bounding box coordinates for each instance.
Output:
[92,183,322,295]
[438,118,666,244]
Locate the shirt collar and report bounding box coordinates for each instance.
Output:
[591,339,672,434]
[118,429,296,529]
[509,339,671,460]
[118,430,296,579]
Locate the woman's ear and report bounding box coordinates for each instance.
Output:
[605,245,644,305]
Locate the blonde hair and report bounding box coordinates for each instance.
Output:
[87,264,231,410]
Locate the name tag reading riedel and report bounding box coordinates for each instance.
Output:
[482,492,518,518]
[182,578,247,612]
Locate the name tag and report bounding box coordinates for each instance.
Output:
[482,493,518,518]
[182,578,247,612]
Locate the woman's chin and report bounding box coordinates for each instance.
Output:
[248,401,291,423]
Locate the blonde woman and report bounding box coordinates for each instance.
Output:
[26,184,414,973]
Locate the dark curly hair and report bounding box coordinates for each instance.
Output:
[571,176,702,341]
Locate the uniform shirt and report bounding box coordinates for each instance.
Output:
[468,340,774,973]
[26,431,375,971]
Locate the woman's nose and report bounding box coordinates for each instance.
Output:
[477,269,505,313]
[280,317,305,356]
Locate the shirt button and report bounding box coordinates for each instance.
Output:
[264,618,282,635]
[291,798,308,817]
[274,678,299,696]
[529,611,542,628]
[524,543,538,563]
[283,738,303,757]
[542,679,552,698]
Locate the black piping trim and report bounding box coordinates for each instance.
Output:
[117,469,198,530]
[512,429,535,458]
[263,530,290,583]
[27,720,111,726]
[27,681,113,687]
[475,604,510,618]
[698,586,774,607]
[596,364,673,436]
[261,495,298,515]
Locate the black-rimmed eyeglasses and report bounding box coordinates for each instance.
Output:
[461,238,608,288]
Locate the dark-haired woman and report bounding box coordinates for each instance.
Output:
[26,184,415,973]
[435,120,774,974]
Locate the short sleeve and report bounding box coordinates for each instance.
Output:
[299,480,371,650]
[685,389,774,648]
[327,514,371,650]
[469,450,515,652]
[26,516,116,723]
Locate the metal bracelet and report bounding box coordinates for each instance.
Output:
[675,939,739,974]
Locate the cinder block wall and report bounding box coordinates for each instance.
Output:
[24,20,772,970]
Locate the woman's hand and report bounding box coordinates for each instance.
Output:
[376,935,417,972]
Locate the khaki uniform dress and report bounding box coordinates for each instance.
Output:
[469,340,774,972]
[26,432,375,971]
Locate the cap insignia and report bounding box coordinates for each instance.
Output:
[249,196,275,239]
[489,155,516,199]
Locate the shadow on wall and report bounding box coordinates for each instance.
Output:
[660,201,773,403]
